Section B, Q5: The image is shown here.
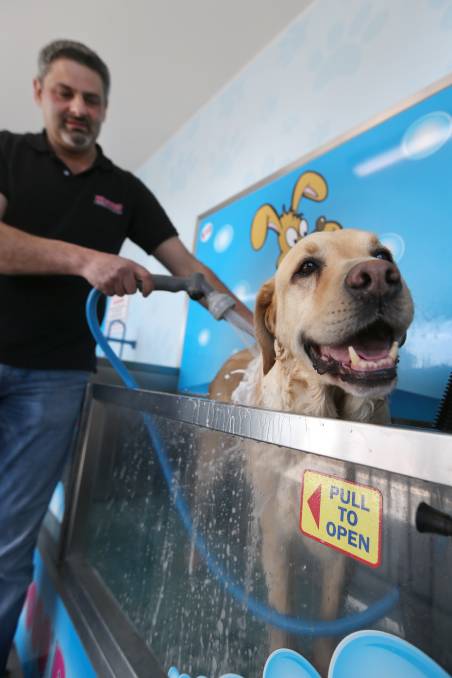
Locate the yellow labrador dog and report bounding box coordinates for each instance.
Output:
[208,229,414,673]
[211,228,413,419]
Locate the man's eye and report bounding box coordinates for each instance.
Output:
[84,95,101,106]
[56,88,72,99]
[373,249,393,262]
[294,258,320,278]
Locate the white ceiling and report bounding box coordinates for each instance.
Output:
[1,0,312,170]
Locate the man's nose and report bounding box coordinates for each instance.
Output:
[68,93,88,117]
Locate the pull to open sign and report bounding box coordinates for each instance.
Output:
[300,471,382,567]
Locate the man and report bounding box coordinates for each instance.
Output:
[0,39,253,672]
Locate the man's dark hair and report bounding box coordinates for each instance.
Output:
[37,39,110,101]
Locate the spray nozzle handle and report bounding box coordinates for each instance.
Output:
[137,273,236,320]
[136,273,212,299]
[148,273,214,299]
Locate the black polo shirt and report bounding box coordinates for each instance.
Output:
[0,130,178,371]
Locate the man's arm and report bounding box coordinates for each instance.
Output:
[153,236,254,326]
[0,193,154,296]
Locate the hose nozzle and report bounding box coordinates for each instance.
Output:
[204,289,236,320]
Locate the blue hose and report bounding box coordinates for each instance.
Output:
[86,288,399,636]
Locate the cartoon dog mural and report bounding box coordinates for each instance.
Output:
[251,171,342,267]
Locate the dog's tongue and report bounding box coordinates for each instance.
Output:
[321,336,391,363]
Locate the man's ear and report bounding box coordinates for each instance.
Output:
[33,78,43,106]
[254,278,276,375]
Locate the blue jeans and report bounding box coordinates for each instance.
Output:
[0,365,89,672]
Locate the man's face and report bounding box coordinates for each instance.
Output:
[33,58,107,154]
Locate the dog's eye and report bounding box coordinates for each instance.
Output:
[372,248,393,262]
[294,258,320,278]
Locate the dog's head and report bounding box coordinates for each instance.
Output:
[255,229,414,398]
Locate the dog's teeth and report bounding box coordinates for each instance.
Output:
[389,341,399,361]
[348,346,360,365]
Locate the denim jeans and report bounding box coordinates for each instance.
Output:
[0,364,89,673]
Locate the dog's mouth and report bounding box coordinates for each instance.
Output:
[305,320,399,385]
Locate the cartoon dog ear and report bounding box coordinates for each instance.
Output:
[251,205,282,250]
[291,171,328,212]
[254,278,277,375]
[315,216,342,232]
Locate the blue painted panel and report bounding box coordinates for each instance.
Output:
[179,84,452,423]
[15,550,97,678]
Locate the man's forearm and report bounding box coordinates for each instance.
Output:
[0,221,89,275]
[0,221,155,296]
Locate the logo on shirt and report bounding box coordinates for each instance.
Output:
[94,194,124,215]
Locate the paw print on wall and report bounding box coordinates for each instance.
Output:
[441,3,452,31]
[272,17,307,68]
[425,0,451,9]
[309,4,389,90]
[425,0,452,35]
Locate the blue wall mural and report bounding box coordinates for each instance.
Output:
[179,81,452,424]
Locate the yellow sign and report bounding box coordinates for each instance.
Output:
[300,470,382,567]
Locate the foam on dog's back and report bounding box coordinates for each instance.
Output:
[231,355,261,406]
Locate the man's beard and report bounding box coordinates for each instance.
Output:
[62,129,92,148]
[60,117,96,149]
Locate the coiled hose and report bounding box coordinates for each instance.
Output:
[86,287,399,636]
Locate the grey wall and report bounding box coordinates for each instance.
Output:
[0,0,308,169]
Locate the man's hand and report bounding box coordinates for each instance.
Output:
[81,250,154,296]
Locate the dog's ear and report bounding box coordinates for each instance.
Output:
[254,279,276,374]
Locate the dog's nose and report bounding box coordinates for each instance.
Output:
[345,259,401,300]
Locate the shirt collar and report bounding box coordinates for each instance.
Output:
[25,130,113,172]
